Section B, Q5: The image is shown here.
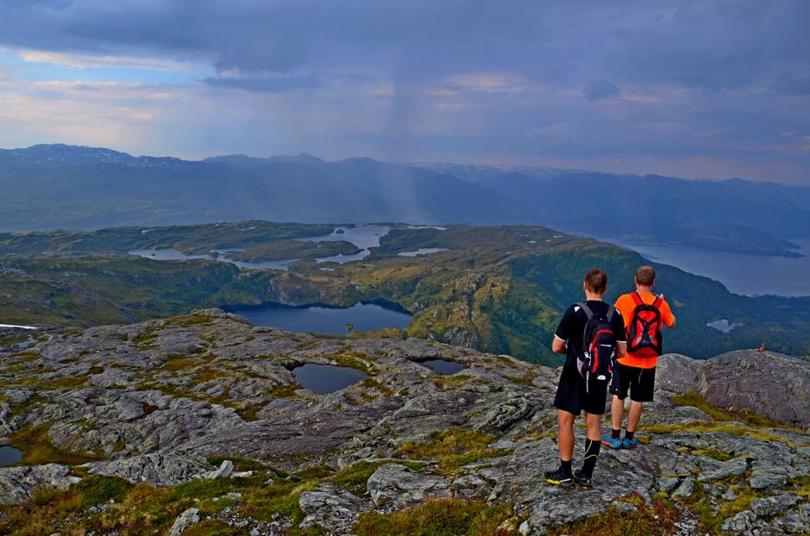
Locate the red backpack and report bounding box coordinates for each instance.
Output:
[627,292,663,357]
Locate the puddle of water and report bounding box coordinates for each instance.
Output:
[0,446,23,466]
[420,359,466,375]
[292,363,367,394]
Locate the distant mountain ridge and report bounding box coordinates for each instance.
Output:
[1,143,809,257]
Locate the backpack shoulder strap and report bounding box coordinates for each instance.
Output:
[577,302,594,320]
[652,296,662,309]
[606,305,616,322]
[631,292,644,306]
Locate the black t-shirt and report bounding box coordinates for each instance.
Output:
[554,300,626,373]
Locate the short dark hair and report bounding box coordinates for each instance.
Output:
[584,268,608,294]
[636,265,656,286]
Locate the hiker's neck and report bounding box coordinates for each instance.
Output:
[636,284,654,293]
[584,290,604,301]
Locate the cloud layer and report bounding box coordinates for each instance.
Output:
[0,0,808,182]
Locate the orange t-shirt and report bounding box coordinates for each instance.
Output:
[614,291,676,369]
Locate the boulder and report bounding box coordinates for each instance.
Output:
[367,464,451,509]
[0,464,81,505]
[299,483,370,532]
[168,507,200,536]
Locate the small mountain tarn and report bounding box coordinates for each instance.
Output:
[292,363,368,394]
[419,359,466,375]
[0,447,22,467]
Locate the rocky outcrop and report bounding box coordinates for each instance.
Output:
[84,453,212,486]
[658,351,810,426]
[168,507,200,536]
[0,310,808,534]
[367,464,451,509]
[0,464,81,505]
[299,483,371,532]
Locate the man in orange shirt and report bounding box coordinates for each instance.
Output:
[603,265,676,449]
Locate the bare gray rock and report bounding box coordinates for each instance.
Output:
[750,464,789,490]
[367,464,451,509]
[169,507,200,536]
[84,454,211,486]
[299,483,371,532]
[776,503,810,534]
[751,494,800,518]
[0,464,80,505]
[201,459,234,479]
[672,477,695,498]
[699,457,749,482]
[700,350,810,426]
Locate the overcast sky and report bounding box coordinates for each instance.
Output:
[1,1,809,183]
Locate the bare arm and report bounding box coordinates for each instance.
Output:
[615,341,627,358]
[552,335,567,354]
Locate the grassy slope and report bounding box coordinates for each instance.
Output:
[0,223,808,364]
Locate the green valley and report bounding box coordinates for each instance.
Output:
[0,222,807,365]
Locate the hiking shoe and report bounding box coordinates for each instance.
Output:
[544,468,573,487]
[573,469,592,489]
[601,433,623,449]
[622,437,639,449]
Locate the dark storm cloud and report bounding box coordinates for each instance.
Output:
[2,0,806,90]
[1,1,809,182]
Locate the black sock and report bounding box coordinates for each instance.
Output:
[625,429,635,440]
[581,439,601,478]
[559,459,572,478]
[611,428,621,439]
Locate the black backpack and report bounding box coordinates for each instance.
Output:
[626,292,663,358]
[576,303,617,385]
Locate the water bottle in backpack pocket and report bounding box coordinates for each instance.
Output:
[576,303,618,389]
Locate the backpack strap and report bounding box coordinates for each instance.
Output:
[652,296,662,309]
[631,292,644,306]
[606,305,616,322]
[577,302,594,320]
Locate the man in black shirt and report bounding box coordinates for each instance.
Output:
[544,268,627,487]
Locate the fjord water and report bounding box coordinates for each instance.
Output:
[230,302,412,334]
[626,239,810,297]
[292,363,368,394]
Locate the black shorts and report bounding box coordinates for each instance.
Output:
[611,362,656,402]
[554,366,609,415]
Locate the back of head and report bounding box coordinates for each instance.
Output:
[584,268,608,295]
[636,265,656,287]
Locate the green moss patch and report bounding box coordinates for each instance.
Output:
[670,390,798,430]
[396,428,509,473]
[355,498,516,536]
[10,424,103,465]
[549,495,680,536]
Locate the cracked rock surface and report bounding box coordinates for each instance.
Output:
[0,309,808,535]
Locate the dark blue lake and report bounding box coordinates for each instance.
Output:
[230,302,411,335]
[0,446,23,466]
[293,363,368,394]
